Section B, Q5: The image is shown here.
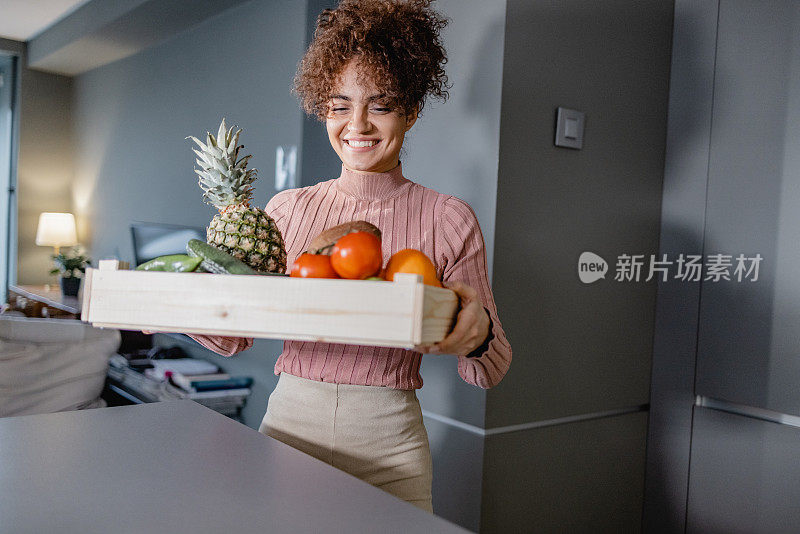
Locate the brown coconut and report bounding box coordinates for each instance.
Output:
[308,221,382,255]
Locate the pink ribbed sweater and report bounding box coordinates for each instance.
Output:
[190,163,511,390]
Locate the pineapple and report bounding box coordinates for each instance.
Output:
[188,118,287,273]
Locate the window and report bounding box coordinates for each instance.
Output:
[0,54,17,303]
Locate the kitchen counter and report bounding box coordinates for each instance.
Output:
[0,401,467,533]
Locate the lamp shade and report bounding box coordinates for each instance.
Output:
[35,212,78,248]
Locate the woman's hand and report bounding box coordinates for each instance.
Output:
[414,280,490,357]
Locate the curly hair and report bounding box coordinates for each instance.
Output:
[293,0,450,121]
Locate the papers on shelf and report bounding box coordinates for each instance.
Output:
[145,358,219,381]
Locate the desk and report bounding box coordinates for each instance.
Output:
[7,284,81,318]
[0,401,467,533]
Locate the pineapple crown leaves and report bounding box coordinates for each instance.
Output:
[186,118,258,210]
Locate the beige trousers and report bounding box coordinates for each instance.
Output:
[259,372,434,513]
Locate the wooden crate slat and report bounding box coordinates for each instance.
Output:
[420,285,459,344]
[83,268,458,349]
[89,322,425,349]
[80,268,93,321]
[88,272,415,344]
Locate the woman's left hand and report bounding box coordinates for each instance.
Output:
[414,280,490,357]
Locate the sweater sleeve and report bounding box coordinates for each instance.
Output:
[439,196,512,389]
[186,190,294,357]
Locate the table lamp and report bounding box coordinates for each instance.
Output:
[35,212,78,254]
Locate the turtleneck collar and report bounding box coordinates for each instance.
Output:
[333,162,411,201]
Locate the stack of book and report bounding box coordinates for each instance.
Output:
[161,371,253,417]
[107,355,253,418]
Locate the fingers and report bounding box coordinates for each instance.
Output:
[420,281,486,356]
[437,303,484,356]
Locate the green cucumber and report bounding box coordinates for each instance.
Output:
[136,254,202,272]
[186,239,259,275]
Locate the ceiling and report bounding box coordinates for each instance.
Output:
[0,0,92,42]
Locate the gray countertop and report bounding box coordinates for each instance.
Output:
[0,401,467,533]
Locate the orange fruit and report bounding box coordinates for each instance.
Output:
[384,249,441,287]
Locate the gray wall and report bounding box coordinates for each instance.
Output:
[695,0,800,415]
[484,412,649,533]
[71,0,307,264]
[643,0,718,529]
[486,0,673,531]
[646,1,800,532]
[297,0,340,187]
[16,68,73,286]
[0,39,24,62]
[686,408,800,534]
[402,0,504,277]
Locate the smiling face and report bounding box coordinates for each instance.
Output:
[326,60,417,174]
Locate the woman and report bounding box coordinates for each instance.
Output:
[190,0,511,513]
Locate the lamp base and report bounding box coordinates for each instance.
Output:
[59,277,81,297]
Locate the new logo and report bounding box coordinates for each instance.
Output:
[578,252,608,284]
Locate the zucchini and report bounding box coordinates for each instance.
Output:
[186,239,259,275]
[136,254,202,272]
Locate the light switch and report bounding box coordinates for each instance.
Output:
[564,118,579,139]
[555,107,585,149]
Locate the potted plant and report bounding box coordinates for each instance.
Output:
[50,246,91,297]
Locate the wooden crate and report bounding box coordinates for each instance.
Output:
[81,260,458,349]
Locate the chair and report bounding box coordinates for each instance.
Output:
[0,317,120,417]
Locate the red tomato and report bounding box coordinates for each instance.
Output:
[290,253,340,278]
[330,232,383,279]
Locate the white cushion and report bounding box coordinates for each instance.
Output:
[0,317,121,417]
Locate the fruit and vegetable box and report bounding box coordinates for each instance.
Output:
[81,260,459,349]
[81,119,458,348]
